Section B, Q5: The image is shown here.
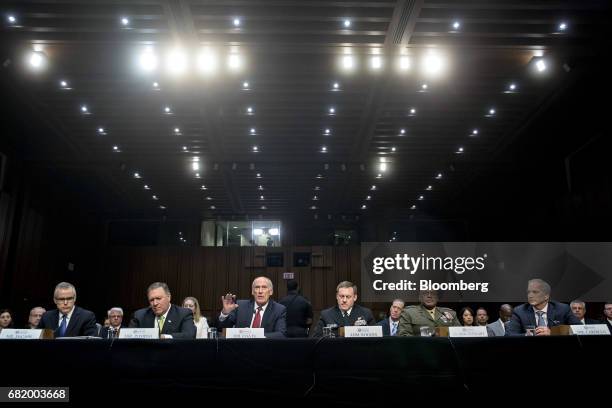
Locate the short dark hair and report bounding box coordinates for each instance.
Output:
[286,279,298,291]
[147,282,171,296]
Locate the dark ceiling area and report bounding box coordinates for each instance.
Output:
[1,0,611,242]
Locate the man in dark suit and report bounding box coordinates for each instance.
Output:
[279,280,313,337]
[99,307,124,339]
[313,281,376,337]
[377,299,405,336]
[38,282,97,337]
[603,303,612,332]
[129,282,196,339]
[570,300,600,324]
[506,278,581,336]
[217,276,287,338]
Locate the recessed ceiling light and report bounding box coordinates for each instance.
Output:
[426,185,432,191]
[250,128,256,135]
[376,174,383,179]
[152,82,159,89]
[174,127,180,134]
[409,108,416,115]
[329,107,335,115]
[138,47,158,72]
[134,172,141,178]
[457,146,464,153]
[371,185,377,190]
[343,19,351,28]
[27,50,47,70]
[558,22,567,31]
[321,146,327,153]
[472,129,478,136]
[233,18,241,27]
[391,147,396,152]
[258,185,264,190]
[256,173,262,178]
[195,173,201,178]
[314,186,320,190]
[398,56,410,71]
[152,195,158,200]
[201,185,207,190]
[120,17,129,26]
[310,205,317,210]
[488,108,495,116]
[366,195,371,200]
[247,106,253,114]
[400,128,406,135]
[260,195,264,200]
[261,206,267,210]
[182,146,187,151]
[535,59,547,72]
[361,204,367,210]
[60,80,68,88]
[421,83,428,90]
[421,51,446,77]
[113,145,119,151]
[210,205,216,209]
[228,54,242,70]
[7,15,17,24]
[206,196,213,200]
[341,55,354,70]
[243,81,249,89]
[324,128,331,135]
[333,82,339,90]
[144,185,150,190]
[509,83,516,91]
[80,105,88,113]
[436,173,443,179]
[160,205,166,210]
[418,195,424,200]
[410,205,416,210]
[452,21,460,30]
[252,146,258,152]
[312,196,318,200]
[371,56,382,70]
[316,174,323,179]
[164,106,171,114]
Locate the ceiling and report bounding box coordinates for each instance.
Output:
[1,0,610,221]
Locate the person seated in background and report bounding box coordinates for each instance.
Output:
[99,307,124,338]
[398,290,460,336]
[26,307,46,329]
[487,304,513,336]
[459,307,476,326]
[505,278,581,336]
[182,296,209,339]
[476,307,489,326]
[570,300,600,324]
[604,303,612,333]
[0,308,14,331]
[279,280,313,338]
[130,282,196,339]
[377,299,405,336]
[313,281,376,337]
[38,282,97,337]
[217,276,286,338]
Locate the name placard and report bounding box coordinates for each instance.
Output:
[343,326,383,338]
[0,329,43,340]
[225,328,265,338]
[448,326,488,337]
[570,324,611,336]
[118,328,160,339]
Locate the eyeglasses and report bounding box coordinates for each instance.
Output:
[55,297,75,303]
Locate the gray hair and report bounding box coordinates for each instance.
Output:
[54,282,77,301]
[528,278,551,295]
[252,276,273,291]
[336,281,358,295]
[107,307,124,316]
[147,282,171,296]
[391,299,405,307]
[570,300,585,309]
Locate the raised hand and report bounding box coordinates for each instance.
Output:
[221,293,239,315]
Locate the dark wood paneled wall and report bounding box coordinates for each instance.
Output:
[101,246,364,321]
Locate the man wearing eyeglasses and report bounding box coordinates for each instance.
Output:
[38,281,98,337]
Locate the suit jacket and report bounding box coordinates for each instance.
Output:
[583,318,601,325]
[398,305,461,336]
[279,291,313,337]
[38,306,98,337]
[606,319,612,333]
[217,299,287,338]
[129,305,196,339]
[505,301,581,336]
[377,318,401,336]
[486,319,506,337]
[313,304,376,337]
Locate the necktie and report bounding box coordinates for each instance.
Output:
[391,322,398,336]
[536,311,546,327]
[252,307,262,328]
[58,314,67,337]
[157,315,165,333]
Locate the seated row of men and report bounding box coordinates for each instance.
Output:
[10,277,612,339]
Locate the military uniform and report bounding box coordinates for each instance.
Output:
[398,304,460,336]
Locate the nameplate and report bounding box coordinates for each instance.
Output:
[118,328,160,339]
[570,324,611,336]
[343,326,383,338]
[225,328,265,338]
[0,329,43,339]
[448,326,488,337]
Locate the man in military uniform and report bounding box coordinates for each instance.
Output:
[398,290,460,336]
[313,281,376,337]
